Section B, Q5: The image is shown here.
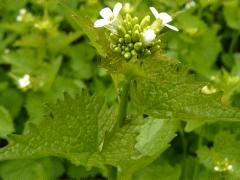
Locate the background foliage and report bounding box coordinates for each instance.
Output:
[0,0,240,179]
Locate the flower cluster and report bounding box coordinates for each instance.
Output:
[94,3,178,60]
[214,158,233,172]
[16,8,34,22]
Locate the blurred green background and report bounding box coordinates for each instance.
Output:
[0,0,240,179]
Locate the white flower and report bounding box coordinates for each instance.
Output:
[16,15,23,22]
[18,74,31,88]
[185,1,196,9]
[19,8,27,15]
[143,29,156,44]
[94,2,122,28]
[201,85,217,95]
[150,7,179,31]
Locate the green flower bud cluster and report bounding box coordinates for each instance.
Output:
[108,14,161,60]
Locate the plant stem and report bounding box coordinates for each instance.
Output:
[117,78,131,127]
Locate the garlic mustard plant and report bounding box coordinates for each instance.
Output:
[94,3,178,60]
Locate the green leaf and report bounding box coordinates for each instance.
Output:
[224,0,240,31]
[0,92,115,160]
[0,88,23,118]
[135,117,177,158]
[133,54,240,132]
[25,76,85,126]
[0,157,64,180]
[133,160,181,180]
[0,106,14,138]
[65,43,96,79]
[0,92,177,179]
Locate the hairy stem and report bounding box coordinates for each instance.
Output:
[117,78,131,127]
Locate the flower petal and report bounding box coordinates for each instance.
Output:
[113,2,122,17]
[143,29,156,43]
[150,7,159,19]
[158,12,172,24]
[94,19,110,28]
[100,7,113,19]
[165,24,179,31]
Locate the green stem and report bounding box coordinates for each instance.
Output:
[117,78,131,127]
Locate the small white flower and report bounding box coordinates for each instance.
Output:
[19,8,27,15]
[94,2,122,28]
[185,1,196,9]
[227,164,233,171]
[150,7,179,31]
[18,74,31,88]
[143,29,156,44]
[214,166,220,172]
[201,85,217,95]
[16,15,23,22]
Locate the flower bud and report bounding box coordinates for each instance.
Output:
[125,47,130,52]
[128,43,133,48]
[151,45,161,52]
[114,47,121,53]
[133,24,140,32]
[124,34,131,43]
[119,38,124,43]
[134,42,143,51]
[110,43,116,50]
[145,49,151,55]
[118,25,126,35]
[140,15,150,29]
[131,49,137,56]
[132,17,139,25]
[132,30,140,42]
[124,52,132,60]
[110,33,119,42]
[126,14,132,22]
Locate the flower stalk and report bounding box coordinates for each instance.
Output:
[117,78,131,127]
